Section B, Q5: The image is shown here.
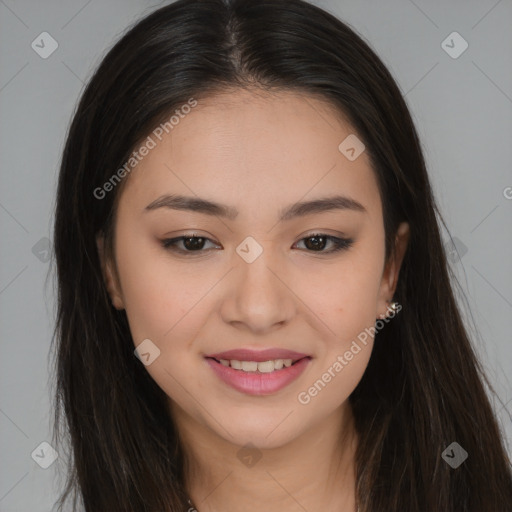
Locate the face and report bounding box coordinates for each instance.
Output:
[97,88,409,449]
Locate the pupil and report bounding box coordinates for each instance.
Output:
[305,235,326,251]
[184,236,204,250]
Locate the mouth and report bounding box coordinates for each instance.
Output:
[205,356,310,373]
[204,350,312,395]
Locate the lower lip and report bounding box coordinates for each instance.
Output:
[205,357,311,395]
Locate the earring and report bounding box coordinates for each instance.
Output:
[379,300,400,319]
[386,301,400,317]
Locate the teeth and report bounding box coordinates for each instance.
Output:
[257,360,274,373]
[218,358,298,372]
[241,361,258,372]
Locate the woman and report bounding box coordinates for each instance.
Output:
[50,0,512,510]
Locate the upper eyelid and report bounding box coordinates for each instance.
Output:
[165,229,349,241]
[164,232,346,242]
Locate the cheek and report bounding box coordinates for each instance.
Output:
[295,260,379,412]
[296,346,372,429]
[298,247,384,344]
[115,239,213,410]
[294,236,383,403]
[114,230,210,347]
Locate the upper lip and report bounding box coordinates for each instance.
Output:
[205,348,310,362]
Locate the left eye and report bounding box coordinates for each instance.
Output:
[293,233,353,253]
[161,233,353,254]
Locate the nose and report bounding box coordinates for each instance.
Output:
[220,248,296,334]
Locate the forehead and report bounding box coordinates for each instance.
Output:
[118,88,381,221]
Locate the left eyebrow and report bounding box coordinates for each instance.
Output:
[143,193,367,221]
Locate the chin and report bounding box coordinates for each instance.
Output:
[209,409,305,450]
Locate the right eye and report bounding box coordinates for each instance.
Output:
[161,234,221,254]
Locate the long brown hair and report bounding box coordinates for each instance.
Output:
[50,0,512,510]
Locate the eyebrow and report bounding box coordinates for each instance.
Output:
[144,194,366,221]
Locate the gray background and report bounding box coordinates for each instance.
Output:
[1,0,511,510]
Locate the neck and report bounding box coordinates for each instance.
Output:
[174,402,358,512]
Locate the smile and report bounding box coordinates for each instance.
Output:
[204,352,312,395]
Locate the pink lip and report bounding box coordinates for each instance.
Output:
[205,349,312,396]
[205,348,309,362]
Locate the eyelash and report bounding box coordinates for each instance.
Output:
[161,233,354,255]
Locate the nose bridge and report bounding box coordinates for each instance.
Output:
[221,239,295,331]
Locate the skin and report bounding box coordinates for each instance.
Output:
[97,88,409,512]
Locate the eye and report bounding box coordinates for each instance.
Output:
[161,234,220,254]
[293,233,353,253]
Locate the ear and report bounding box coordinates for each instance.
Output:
[96,234,125,310]
[376,222,410,319]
